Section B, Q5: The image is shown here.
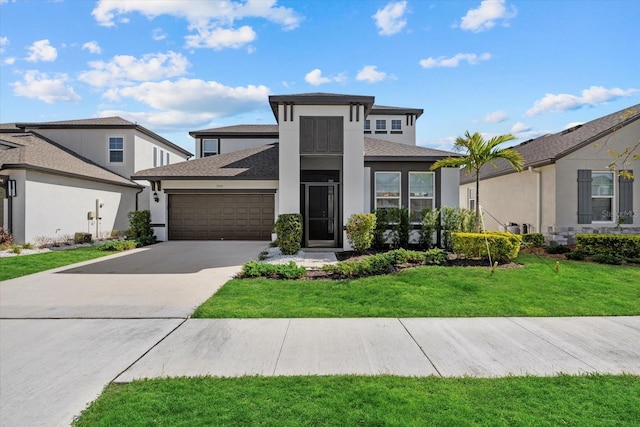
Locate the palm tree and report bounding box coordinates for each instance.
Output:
[431,131,524,231]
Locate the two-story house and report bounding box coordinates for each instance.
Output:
[0,117,192,244]
[133,92,460,250]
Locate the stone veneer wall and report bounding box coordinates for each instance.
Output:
[545,226,640,246]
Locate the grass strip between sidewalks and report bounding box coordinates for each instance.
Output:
[74,374,640,426]
[0,246,113,281]
[193,254,640,318]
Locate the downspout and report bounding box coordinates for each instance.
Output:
[135,186,144,211]
[529,167,541,233]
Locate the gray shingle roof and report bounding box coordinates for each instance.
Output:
[0,132,141,188]
[364,137,459,161]
[371,105,423,118]
[132,143,279,180]
[460,104,640,184]
[189,124,279,136]
[14,116,193,157]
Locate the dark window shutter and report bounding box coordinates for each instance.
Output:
[577,169,592,224]
[619,170,634,224]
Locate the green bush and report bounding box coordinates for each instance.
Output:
[441,207,475,250]
[592,253,625,265]
[424,248,449,265]
[576,234,640,258]
[419,208,439,249]
[127,210,156,246]
[98,240,137,252]
[389,207,411,249]
[522,233,544,248]
[372,209,391,250]
[452,232,522,263]
[544,244,571,254]
[565,250,588,261]
[240,261,306,279]
[275,214,303,255]
[345,213,376,252]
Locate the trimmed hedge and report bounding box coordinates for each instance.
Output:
[345,213,376,252]
[522,233,544,248]
[452,232,522,263]
[240,261,306,279]
[576,234,640,258]
[98,240,137,252]
[275,214,303,255]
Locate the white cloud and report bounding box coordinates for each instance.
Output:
[26,39,57,62]
[152,28,167,41]
[98,109,218,131]
[78,51,189,87]
[459,0,517,32]
[0,36,8,54]
[511,122,531,133]
[373,1,408,36]
[185,25,256,50]
[526,86,639,116]
[12,70,81,103]
[477,110,508,123]
[421,136,457,152]
[356,65,392,83]
[82,41,102,54]
[3,57,15,65]
[304,68,345,86]
[92,0,302,50]
[419,52,491,68]
[103,78,270,117]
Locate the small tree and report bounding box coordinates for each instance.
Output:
[127,210,156,246]
[372,209,391,250]
[431,131,524,231]
[418,208,439,249]
[275,214,303,255]
[389,207,411,249]
[345,213,376,252]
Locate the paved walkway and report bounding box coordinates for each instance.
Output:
[1,243,639,426]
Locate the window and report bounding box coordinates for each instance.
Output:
[592,171,614,221]
[108,137,124,163]
[409,172,435,222]
[375,120,386,130]
[468,187,476,211]
[364,120,370,130]
[202,139,219,157]
[166,152,170,165]
[391,119,402,130]
[153,147,157,167]
[160,149,164,166]
[375,172,401,211]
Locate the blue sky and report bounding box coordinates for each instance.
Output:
[1,0,639,153]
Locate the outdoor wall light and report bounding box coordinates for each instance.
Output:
[153,191,159,203]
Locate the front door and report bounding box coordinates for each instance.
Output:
[302,183,339,248]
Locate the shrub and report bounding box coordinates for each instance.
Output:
[424,248,448,265]
[240,261,306,279]
[275,214,303,255]
[22,243,34,250]
[565,250,588,261]
[452,232,522,263]
[128,210,156,246]
[11,244,22,254]
[544,244,571,254]
[441,207,477,250]
[74,232,93,244]
[522,233,545,248]
[372,209,391,250]
[592,253,625,265]
[0,227,13,248]
[389,207,411,249]
[419,208,439,249]
[576,234,640,258]
[98,240,137,252]
[345,213,376,252]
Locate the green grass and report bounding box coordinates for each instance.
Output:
[0,246,113,281]
[193,254,640,318]
[74,375,640,426]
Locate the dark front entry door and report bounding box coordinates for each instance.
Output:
[302,183,339,248]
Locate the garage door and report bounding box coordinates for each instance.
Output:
[169,194,274,240]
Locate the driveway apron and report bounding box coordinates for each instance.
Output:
[0,241,264,427]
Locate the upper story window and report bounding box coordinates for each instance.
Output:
[391,119,402,130]
[153,147,157,167]
[108,137,124,163]
[166,152,170,165]
[591,171,614,221]
[202,139,219,157]
[160,149,164,166]
[375,172,401,211]
[364,120,370,130]
[409,172,435,222]
[375,120,386,130]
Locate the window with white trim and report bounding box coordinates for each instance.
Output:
[108,137,124,163]
[591,171,614,221]
[166,152,170,165]
[391,119,402,130]
[409,172,435,222]
[153,147,157,167]
[375,172,401,211]
[202,139,219,157]
[468,187,476,211]
[160,149,164,166]
[375,119,386,130]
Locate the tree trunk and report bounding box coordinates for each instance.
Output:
[475,170,481,232]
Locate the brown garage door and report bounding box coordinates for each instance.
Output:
[169,193,274,240]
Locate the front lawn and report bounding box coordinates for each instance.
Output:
[74,375,640,426]
[193,254,640,318]
[0,246,113,281]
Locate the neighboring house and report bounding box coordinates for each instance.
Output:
[458,104,640,243]
[133,92,460,250]
[0,117,192,243]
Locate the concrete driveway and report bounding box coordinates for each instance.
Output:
[0,240,265,427]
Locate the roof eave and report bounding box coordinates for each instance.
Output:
[2,164,143,189]
[132,175,278,181]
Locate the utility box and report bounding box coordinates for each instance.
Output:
[87,211,96,220]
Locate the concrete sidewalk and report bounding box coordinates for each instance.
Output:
[116,316,640,381]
